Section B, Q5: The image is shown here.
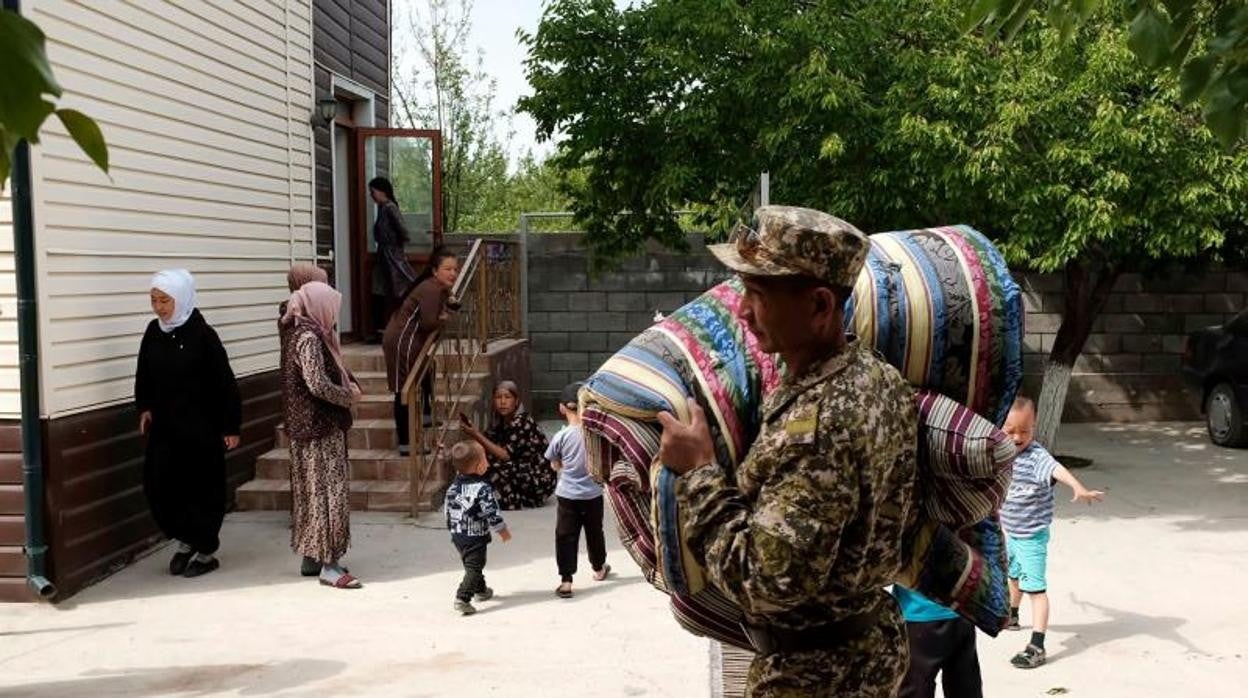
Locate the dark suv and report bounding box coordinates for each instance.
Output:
[1183,310,1248,447]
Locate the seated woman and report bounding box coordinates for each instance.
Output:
[460,381,556,510]
[383,247,459,456]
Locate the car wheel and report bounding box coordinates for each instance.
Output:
[1206,383,1248,448]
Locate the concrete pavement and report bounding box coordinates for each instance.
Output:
[0,422,1246,697]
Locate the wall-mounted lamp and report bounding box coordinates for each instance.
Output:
[315,97,336,125]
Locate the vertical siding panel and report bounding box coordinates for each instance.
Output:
[18,0,317,418]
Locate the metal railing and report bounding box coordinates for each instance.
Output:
[401,238,523,516]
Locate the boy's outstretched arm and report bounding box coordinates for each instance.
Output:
[1054,464,1106,504]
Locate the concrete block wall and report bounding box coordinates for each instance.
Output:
[526,233,731,412]
[1017,271,1246,422]
[523,231,1247,422]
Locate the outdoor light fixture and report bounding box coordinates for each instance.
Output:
[316,97,336,125]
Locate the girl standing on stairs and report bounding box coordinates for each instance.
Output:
[281,281,364,589]
[383,247,460,456]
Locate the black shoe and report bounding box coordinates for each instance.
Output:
[183,557,220,578]
[169,550,193,576]
[301,556,320,577]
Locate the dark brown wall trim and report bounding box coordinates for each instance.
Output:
[0,422,32,602]
[40,371,281,602]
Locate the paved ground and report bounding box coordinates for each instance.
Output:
[0,422,1246,697]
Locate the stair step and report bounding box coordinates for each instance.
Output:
[275,420,464,450]
[353,392,480,421]
[235,479,412,513]
[255,448,411,480]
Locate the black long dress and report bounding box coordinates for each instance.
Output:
[135,309,241,555]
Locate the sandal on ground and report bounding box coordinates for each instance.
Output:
[1011,644,1046,669]
[319,573,362,589]
[302,558,349,577]
[1005,618,1021,631]
[555,583,573,599]
[593,564,612,582]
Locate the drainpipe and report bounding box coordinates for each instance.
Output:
[5,0,56,599]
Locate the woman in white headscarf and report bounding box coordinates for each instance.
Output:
[135,269,241,579]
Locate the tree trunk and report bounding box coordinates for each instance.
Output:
[1034,261,1120,451]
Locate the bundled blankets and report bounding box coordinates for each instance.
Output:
[581,225,1023,649]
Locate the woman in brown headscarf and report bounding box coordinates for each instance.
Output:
[281,281,363,588]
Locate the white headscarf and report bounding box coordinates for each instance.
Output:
[150,269,197,333]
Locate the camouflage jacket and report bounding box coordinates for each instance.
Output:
[676,341,918,631]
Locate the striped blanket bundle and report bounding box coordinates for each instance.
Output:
[581,225,1024,649]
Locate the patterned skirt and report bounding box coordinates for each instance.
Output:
[289,429,351,562]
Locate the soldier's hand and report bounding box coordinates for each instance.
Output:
[657,398,716,476]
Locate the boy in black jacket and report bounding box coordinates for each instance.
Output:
[445,440,512,615]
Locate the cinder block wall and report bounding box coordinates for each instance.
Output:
[524,232,1246,422]
[526,233,731,412]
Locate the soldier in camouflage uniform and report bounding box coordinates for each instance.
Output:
[658,206,919,697]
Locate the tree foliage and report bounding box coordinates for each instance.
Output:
[966,0,1248,147]
[521,0,1246,269]
[392,0,510,232]
[521,0,1248,443]
[1,8,108,189]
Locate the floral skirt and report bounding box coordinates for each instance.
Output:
[490,456,556,510]
[289,430,351,562]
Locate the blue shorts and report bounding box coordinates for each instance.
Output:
[1006,527,1050,593]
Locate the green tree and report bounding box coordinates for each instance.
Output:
[392,0,511,233]
[521,0,1248,446]
[965,1,1248,147]
[1,7,107,188]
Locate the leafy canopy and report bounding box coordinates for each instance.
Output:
[966,0,1248,147]
[1,8,108,188]
[519,0,1247,272]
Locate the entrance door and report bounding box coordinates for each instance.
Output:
[333,122,355,332]
[353,128,443,339]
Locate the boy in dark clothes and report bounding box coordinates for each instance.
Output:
[546,382,610,598]
[445,440,512,615]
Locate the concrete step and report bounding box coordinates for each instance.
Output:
[275,420,466,451]
[255,448,411,481]
[353,371,390,395]
[234,478,411,513]
[352,392,480,421]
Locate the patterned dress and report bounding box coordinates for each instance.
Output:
[487,413,556,510]
[286,330,355,563]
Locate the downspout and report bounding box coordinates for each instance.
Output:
[6,0,56,599]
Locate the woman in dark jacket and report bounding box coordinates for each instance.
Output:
[382,247,459,455]
[369,176,419,328]
[135,269,241,578]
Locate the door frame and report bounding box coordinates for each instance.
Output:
[353,127,444,339]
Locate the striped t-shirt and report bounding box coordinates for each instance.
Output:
[1000,442,1060,537]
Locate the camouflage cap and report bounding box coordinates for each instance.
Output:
[708,205,869,288]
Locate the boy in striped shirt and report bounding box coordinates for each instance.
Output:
[1001,396,1105,669]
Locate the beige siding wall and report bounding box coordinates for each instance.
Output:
[0,0,317,418]
[0,187,15,417]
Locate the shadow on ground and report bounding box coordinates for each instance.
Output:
[1045,596,1208,665]
[0,659,345,697]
